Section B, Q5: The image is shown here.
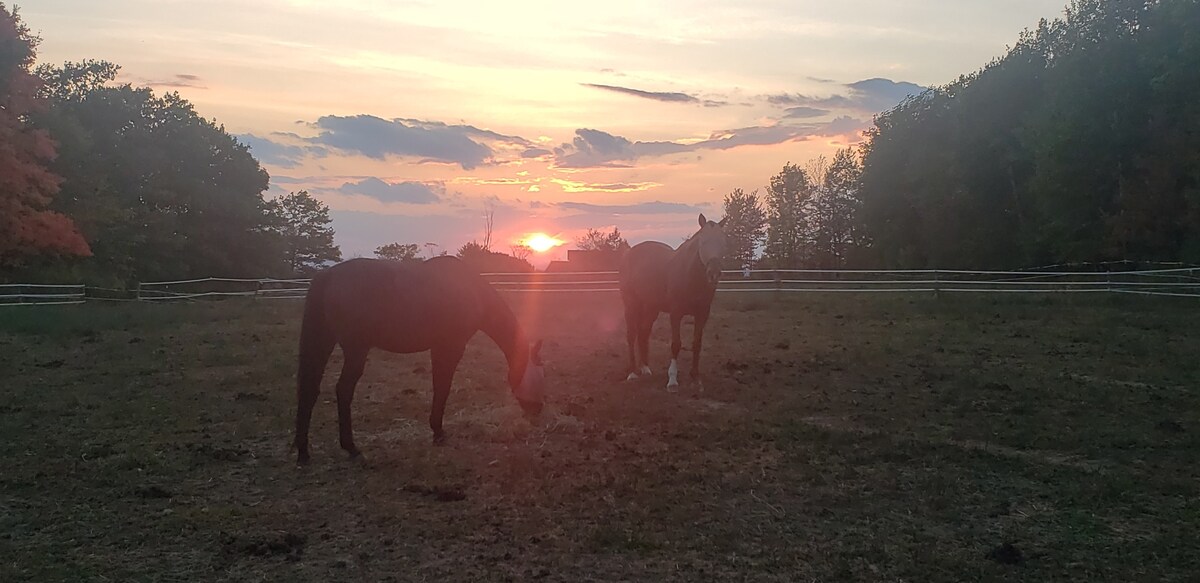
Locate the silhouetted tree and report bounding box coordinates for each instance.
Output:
[510,244,533,262]
[856,0,1200,267]
[576,227,628,251]
[267,191,341,275]
[27,59,284,282]
[809,148,864,268]
[374,242,421,263]
[721,188,766,268]
[457,241,533,273]
[763,162,811,268]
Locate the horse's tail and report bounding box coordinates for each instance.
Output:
[295,272,336,457]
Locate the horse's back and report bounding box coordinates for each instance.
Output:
[312,257,489,352]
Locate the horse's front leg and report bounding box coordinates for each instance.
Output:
[336,346,369,459]
[690,311,709,391]
[624,302,640,380]
[667,311,683,391]
[429,343,466,445]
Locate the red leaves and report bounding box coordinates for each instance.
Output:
[0,5,89,265]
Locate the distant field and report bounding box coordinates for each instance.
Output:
[1,293,1198,582]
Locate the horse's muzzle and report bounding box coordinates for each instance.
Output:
[518,398,544,416]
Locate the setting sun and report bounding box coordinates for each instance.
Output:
[520,233,565,253]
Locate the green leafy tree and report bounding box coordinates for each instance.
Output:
[575,227,628,251]
[28,60,284,282]
[809,148,864,268]
[374,242,421,263]
[763,162,812,268]
[720,188,766,268]
[267,191,341,275]
[856,0,1200,268]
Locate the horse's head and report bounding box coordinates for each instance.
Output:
[694,213,728,286]
[512,339,545,415]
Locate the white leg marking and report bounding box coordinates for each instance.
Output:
[640,365,652,376]
[666,359,679,390]
[626,371,639,381]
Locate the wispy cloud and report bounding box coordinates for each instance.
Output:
[297,115,532,170]
[551,118,866,168]
[550,179,661,193]
[582,83,698,103]
[132,73,207,89]
[557,201,703,214]
[783,106,830,119]
[237,133,310,168]
[765,77,926,114]
[337,177,442,204]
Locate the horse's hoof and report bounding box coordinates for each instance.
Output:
[432,433,447,446]
[639,366,652,376]
[296,453,311,466]
[345,448,362,460]
[665,381,679,393]
[626,372,639,381]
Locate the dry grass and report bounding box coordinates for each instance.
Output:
[1,292,1198,582]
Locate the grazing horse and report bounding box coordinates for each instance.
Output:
[293,256,545,463]
[619,213,728,390]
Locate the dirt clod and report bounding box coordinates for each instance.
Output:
[987,542,1024,565]
[133,485,172,499]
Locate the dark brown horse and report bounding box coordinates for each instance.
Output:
[619,213,728,390]
[293,256,545,463]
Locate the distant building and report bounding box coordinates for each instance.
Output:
[544,249,626,272]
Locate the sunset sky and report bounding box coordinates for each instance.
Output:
[26,0,1068,266]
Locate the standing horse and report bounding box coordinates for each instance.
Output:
[619,213,728,390]
[293,256,545,464]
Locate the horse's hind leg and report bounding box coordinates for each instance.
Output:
[429,343,466,445]
[637,309,654,376]
[335,346,369,459]
[295,336,335,464]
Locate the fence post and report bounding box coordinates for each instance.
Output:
[135,282,142,302]
[933,269,940,299]
[773,270,782,302]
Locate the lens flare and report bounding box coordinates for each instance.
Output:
[520,233,564,253]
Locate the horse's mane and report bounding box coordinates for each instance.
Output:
[674,221,717,265]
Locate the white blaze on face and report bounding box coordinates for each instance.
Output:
[520,361,545,401]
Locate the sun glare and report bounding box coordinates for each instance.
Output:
[521,233,564,253]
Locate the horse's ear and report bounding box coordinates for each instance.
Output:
[718,216,728,227]
[698,213,707,228]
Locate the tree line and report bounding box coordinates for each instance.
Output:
[718,0,1199,270]
[5,0,1196,284]
[0,6,342,285]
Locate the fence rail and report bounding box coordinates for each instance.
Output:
[3,267,1199,306]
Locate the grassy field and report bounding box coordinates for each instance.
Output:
[1,292,1198,582]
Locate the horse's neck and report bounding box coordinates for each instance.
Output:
[479,290,528,387]
[672,240,706,279]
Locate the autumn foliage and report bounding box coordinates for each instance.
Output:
[0,4,89,265]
